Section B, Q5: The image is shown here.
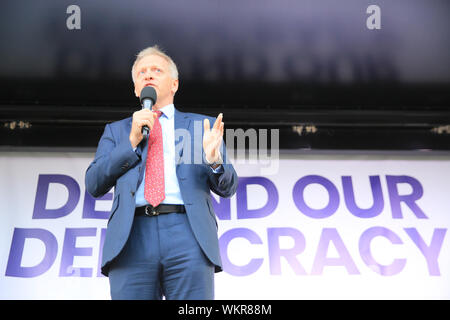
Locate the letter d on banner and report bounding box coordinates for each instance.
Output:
[33,174,80,219]
[237,177,278,219]
[6,228,58,277]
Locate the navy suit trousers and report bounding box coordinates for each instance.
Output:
[108,212,215,300]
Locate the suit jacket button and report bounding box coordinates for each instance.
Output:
[131,191,135,196]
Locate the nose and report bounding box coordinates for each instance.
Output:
[144,72,154,81]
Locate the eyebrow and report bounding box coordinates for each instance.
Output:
[138,65,164,73]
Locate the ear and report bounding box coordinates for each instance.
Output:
[134,84,139,98]
[172,79,179,95]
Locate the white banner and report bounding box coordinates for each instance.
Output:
[1,151,449,299]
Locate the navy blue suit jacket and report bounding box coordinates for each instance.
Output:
[85,108,238,276]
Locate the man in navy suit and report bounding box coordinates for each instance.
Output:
[85,45,238,299]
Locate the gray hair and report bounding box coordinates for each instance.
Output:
[131,45,179,82]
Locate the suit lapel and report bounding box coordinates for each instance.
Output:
[134,116,148,188]
[174,108,191,162]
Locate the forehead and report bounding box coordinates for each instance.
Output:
[135,54,169,70]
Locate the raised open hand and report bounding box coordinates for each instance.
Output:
[203,113,224,166]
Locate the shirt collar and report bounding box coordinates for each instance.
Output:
[158,104,174,119]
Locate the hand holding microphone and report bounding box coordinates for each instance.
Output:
[129,86,158,148]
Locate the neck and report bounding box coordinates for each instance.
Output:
[153,98,173,111]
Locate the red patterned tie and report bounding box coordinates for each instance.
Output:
[144,110,165,207]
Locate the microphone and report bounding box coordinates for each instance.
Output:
[139,86,157,136]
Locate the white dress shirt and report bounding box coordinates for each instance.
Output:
[135,104,222,207]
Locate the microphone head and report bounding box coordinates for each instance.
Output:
[139,86,157,105]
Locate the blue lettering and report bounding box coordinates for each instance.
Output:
[6,228,58,277]
[33,174,80,219]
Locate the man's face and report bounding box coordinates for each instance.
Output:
[133,54,178,108]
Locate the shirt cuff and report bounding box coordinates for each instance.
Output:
[210,164,224,174]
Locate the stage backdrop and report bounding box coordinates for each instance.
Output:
[0,151,449,299]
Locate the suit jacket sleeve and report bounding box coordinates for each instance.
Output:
[85,122,140,198]
[205,136,238,198]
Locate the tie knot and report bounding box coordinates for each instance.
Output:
[155,110,163,118]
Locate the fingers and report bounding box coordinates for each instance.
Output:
[134,110,157,123]
[204,118,210,132]
[213,113,223,130]
[130,111,153,147]
[203,114,224,163]
[140,119,153,129]
[215,118,224,138]
[212,123,224,148]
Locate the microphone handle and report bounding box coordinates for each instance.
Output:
[141,99,153,136]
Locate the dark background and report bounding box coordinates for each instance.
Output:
[1,0,449,150]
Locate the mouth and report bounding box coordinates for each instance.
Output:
[144,83,156,88]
